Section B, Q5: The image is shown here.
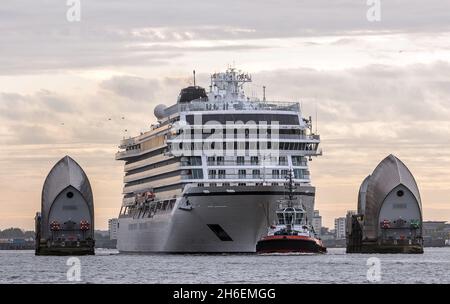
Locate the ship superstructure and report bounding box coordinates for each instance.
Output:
[115,68,321,252]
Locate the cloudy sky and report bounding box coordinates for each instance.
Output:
[1,0,450,230]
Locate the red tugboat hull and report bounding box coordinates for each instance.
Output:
[256,235,327,254]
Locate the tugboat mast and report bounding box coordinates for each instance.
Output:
[286,169,296,208]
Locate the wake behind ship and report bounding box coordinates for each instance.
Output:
[115,68,321,253]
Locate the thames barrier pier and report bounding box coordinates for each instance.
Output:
[346,155,423,254]
[35,156,95,255]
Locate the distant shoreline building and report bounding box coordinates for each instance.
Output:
[312,210,322,236]
[108,218,119,240]
[334,217,346,240]
[422,221,449,247]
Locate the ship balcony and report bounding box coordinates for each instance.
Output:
[123,162,180,183]
[124,154,176,172]
[304,148,322,156]
[115,149,141,160]
[116,143,168,160]
[118,137,136,149]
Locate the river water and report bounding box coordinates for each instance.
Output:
[1,247,449,284]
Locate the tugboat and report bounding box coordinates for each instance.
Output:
[256,172,326,254]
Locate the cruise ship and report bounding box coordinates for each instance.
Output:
[115,68,322,253]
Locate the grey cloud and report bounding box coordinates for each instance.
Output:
[2,0,450,73]
[99,76,160,101]
[0,75,182,145]
[3,62,449,147]
[0,92,25,102]
[0,90,75,121]
[253,62,450,123]
[8,124,57,145]
[132,43,271,53]
[35,90,75,113]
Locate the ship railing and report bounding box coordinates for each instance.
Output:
[191,161,306,167]
[121,198,176,219]
[185,174,310,180]
[115,149,141,159]
[119,137,136,148]
[171,134,317,141]
[167,100,300,113]
[181,157,294,167]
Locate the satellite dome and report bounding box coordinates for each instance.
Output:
[177,86,208,103]
[154,104,167,119]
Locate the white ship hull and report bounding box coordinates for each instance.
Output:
[117,185,315,253]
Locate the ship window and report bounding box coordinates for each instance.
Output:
[218,170,226,179]
[251,156,259,165]
[293,169,304,179]
[62,205,77,210]
[217,156,224,165]
[66,192,74,199]
[279,157,287,166]
[238,170,246,179]
[292,156,306,166]
[190,156,202,166]
[397,190,404,197]
[295,212,304,224]
[285,211,294,224]
[252,170,260,179]
[208,170,217,179]
[393,203,407,209]
[191,169,203,179]
[195,142,202,151]
[237,156,245,165]
[272,170,280,179]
